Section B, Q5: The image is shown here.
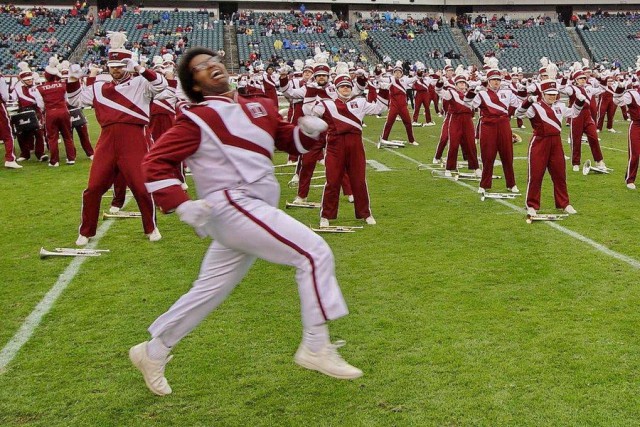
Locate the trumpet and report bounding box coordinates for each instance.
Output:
[102,211,142,219]
[40,247,110,259]
[377,139,406,149]
[582,159,613,175]
[310,225,363,233]
[526,213,569,224]
[480,192,520,201]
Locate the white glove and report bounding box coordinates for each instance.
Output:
[575,92,586,102]
[379,82,390,90]
[527,95,537,104]
[176,199,212,235]
[89,64,102,77]
[355,69,365,76]
[297,116,328,138]
[468,80,480,89]
[69,64,83,80]
[122,58,138,72]
[474,84,486,92]
[163,64,174,75]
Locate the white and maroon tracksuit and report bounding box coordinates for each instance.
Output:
[32,78,76,165]
[312,89,389,220]
[596,82,617,131]
[66,69,167,238]
[150,79,177,141]
[142,92,348,347]
[516,98,583,210]
[613,88,640,185]
[0,77,15,162]
[281,75,307,163]
[436,84,477,171]
[412,74,432,123]
[262,71,279,107]
[12,80,45,160]
[508,80,524,128]
[560,83,604,166]
[434,77,455,161]
[381,75,417,143]
[468,87,521,190]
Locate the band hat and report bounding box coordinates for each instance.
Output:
[540,79,558,94]
[572,70,586,80]
[17,61,32,80]
[334,74,353,88]
[107,32,131,67]
[453,74,468,84]
[486,69,502,80]
[44,56,60,79]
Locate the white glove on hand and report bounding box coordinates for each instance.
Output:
[575,92,586,102]
[379,82,390,90]
[297,116,328,138]
[69,64,83,80]
[176,199,212,231]
[122,58,138,73]
[355,69,365,76]
[527,95,537,104]
[89,64,102,77]
[474,84,486,92]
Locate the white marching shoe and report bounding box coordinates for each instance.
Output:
[89,155,94,161]
[147,228,162,242]
[607,128,618,133]
[444,170,453,177]
[66,159,75,165]
[564,205,578,214]
[474,168,482,177]
[319,217,330,227]
[290,174,300,184]
[16,157,26,162]
[407,141,419,146]
[76,235,89,246]
[129,342,173,396]
[572,165,580,172]
[347,195,354,203]
[519,125,526,129]
[477,187,485,194]
[627,183,637,190]
[109,206,121,214]
[595,160,607,169]
[294,341,363,380]
[180,182,189,190]
[365,216,376,225]
[49,162,59,167]
[509,185,520,193]
[423,121,436,127]
[293,196,307,204]
[526,207,537,216]
[432,157,441,165]
[4,161,22,169]
[411,121,422,127]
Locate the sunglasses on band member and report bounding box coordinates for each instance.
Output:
[191,56,221,73]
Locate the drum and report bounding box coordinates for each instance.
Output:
[11,109,39,134]
[69,107,87,128]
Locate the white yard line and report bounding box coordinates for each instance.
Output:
[364,137,640,270]
[366,159,392,171]
[0,200,131,374]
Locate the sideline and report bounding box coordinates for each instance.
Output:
[0,200,132,374]
[364,137,640,270]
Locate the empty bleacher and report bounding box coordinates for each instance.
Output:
[469,22,580,73]
[576,15,640,70]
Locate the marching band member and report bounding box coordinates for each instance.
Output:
[12,62,46,163]
[411,62,435,127]
[0,74,19,169]
[596,74,618,133]
[613,65,640,190]
[130,48,362,396]
[262,63,280,107]
[59,61,95,160]
[149,55,178,141]
[32,56,76,167]
[508,67,525,129]
[66,32,167,245]
[515,63,581,216]
[435,70,480,176]
[433,61,456,163]
[379,60,419,146]
[281,59,312,167]
[309,67,389,227]
[465,58,520,194]
[560,62,606,172]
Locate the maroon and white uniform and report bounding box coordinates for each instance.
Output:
[516,98,583,211]
[596,79,617,131]
[0,76,15,162]
[412,73,433,124]
[613,88,640,185]
[32,79,76,165]
[560,83,604,166]
[436,83,478,171]
[311,89,389,220]
[261,70,279,107]
[467,86,521,190]
[12,80,45,160]
[142,93,348,348]
[380,74,418,144]
[66,69,167,238]
[150,78,178,141]
[434,76,456,161]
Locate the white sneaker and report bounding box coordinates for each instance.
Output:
[607,128,618,133]
[477,187,485,194]
[293,196,307,204]
[432,157,441,165]
[49,162,59,167]
[408,141,419,146]
[572,165,580,172]
[444,170,453,177]
[437,113,443,117]
[595,160,607,169]
[362,123,367,128]
[509,185,520,193]
[4,161,22,169]
[109,206,121,214]
[76,235,89,246]
[347,195,354,203]
[365,216,376,225]
[520,125,526,129]
[564,205,577,214]
[147,228,162,242]
[526,207,537,216]
[627,183,636,190]
[129,341,173,396]
[474,168,482,177]
[319,217,330,227]
[596,129,600,134]
[40,155,49,162]
[627,118,632,122]
[16,157,26,162]
[423,122,436,127]
[180,182,189,190]
[395,117,402,122]
[411,121,422,127]
[66,160,75,165]
[294,341,362,380]
[290,174,300,184]
[89,155,94,161]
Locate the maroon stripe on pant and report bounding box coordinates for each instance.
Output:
[223,190,328,321]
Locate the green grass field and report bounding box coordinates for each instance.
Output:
[2,108,640,426]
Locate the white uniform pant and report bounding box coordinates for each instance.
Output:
[148,175,349,348]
